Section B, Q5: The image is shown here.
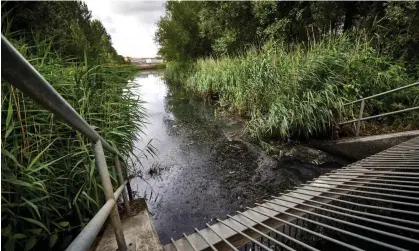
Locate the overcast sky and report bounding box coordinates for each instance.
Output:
[85,0,165,58]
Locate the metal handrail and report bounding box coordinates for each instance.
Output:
[1,35,131,251]
[343,82,419,106]
[65,181,127,251]
[339,82,419,136]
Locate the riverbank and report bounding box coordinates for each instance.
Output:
[165,35,419,141]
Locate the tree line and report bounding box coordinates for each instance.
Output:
[155,1,418,74]
[2,1,125,64]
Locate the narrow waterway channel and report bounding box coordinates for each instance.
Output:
[129,70,347,244]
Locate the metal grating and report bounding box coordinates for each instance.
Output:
[164,136,419,251]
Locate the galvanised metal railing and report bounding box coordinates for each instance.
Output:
[1,35,132,251]
[339,82,419,136]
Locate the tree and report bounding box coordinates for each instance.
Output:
[1,1,125,64]
[198,1,257,55]
[155,1,211,62]
[156,1,418,75]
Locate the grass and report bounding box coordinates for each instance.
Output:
[1,38,148,250]
[166,34,418,140]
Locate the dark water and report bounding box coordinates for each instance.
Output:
[129,71,346,245]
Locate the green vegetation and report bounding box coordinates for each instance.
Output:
[169,36,418,139]
[1,2,146,250]
[156,1,419,139]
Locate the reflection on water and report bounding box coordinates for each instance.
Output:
[130,71,229,244]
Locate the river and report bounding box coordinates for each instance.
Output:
[129,71,346,244]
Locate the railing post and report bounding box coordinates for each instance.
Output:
[120,161,134,200]
[93,140,127,251]
[355,99,365,137]
[126,181,134,201]
[115,156,131,215]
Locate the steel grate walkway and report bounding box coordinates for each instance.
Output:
[164,137,419,251]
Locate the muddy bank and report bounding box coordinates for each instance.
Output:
[130,71,349,244]
[212,139,347,211]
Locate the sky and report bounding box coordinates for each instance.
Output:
[85,0,165,58]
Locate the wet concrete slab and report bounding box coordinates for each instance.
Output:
[94,199,162,251]
[311,130,419,160]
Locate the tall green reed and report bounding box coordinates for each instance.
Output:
[1,37,146,250]
[166,34,416,140]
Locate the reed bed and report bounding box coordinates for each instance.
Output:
[1,39,146,250]
[167,35,418,139]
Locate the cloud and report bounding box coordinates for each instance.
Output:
[85,0,165,58]
[108,27,117,34]
[111,1,164,25]
[111,1,164,15]
[103,16,113,24]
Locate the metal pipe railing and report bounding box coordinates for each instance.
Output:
[93,140,127,250]
[1,35,131,251]
[115,157,131,215]
[340,106,419,125]
[339,82,419,136]
[65,199,115,251]
[343,82,419,106]
[65,182,127,251]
